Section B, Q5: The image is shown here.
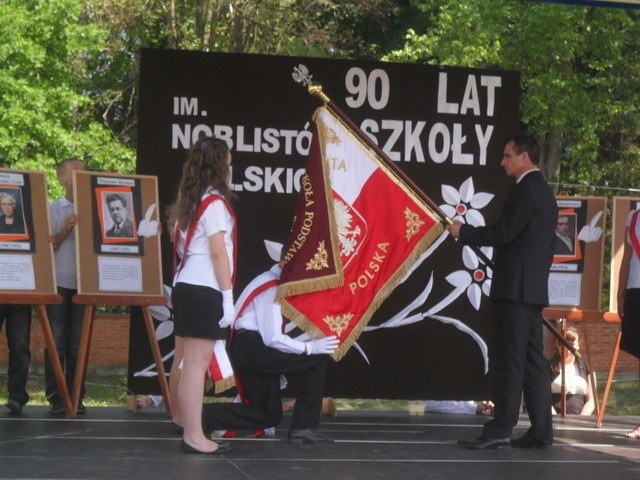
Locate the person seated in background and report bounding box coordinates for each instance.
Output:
[136,394,163,410]
[548,327,596,415]
[424,400,494,416]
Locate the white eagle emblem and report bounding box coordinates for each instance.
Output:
[333,196,366,267]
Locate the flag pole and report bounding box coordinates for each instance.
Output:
[308,84,453,227]
[307,82,580,359]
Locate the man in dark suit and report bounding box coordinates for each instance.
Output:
[447,134,557,450]
[105,193,134,238]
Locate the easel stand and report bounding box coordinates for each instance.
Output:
[596,312,622,428]
[70,294,169,419]
[543,309,602,424]
[0,293,74,417]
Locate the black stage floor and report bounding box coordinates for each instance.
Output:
[1,406,640,479]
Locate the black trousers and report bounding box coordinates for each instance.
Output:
[202,330,327,433]
[481,300,553,441]
[621,288,640,359]
[0,304,32,405]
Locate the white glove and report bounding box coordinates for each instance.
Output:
[304,336,339,355]
[218,289,235,328]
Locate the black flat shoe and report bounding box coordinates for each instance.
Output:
[180,440,231,454]
[458,436,511,450]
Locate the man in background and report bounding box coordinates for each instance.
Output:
[45,158,86,414]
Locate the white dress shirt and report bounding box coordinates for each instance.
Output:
[234,264,306,355]
[49,197,78,289]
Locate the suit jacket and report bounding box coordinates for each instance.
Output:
[106,217,134,238]
[459,170,557,306]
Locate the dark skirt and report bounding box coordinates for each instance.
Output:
[171,282,226,340]
[552,394,586,415]
[621,288,640,360]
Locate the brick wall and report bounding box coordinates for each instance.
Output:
[543,320,639,375]
[0,313,130,367]
[1,314,638,378]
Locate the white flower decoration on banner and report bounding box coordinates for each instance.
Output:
[445,246,493,311]
[148,284,174,340]
[462,245,493,310]
[440,177,494,227]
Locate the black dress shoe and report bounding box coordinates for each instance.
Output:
[288,428,333,444]
[5,399,22,415]
[458,435,511,450]
[511,434,553,449]
[49,401,65,414]
[180,440,231,454]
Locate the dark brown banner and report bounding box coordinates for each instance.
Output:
[132,49,520,400]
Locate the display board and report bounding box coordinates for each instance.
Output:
[0,169,56,294]
[609,196,640,313]
[74,171,162,298]
[132,49,522,400]
[547,196,607,312]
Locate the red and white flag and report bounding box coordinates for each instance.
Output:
[206,341,235,393]
[277,106,444,360]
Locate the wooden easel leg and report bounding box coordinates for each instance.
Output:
[560,319,566,418]
[37,305,73,419]
[142,306,172,417]
[71,305,95,417]
[596,329,621,428]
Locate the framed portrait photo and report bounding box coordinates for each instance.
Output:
[0,172,35,251]
[91,176,143,255]
[547,196,606,311]
[0,169,55,294]
[74,171,162,297]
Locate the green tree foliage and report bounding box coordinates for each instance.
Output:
[85,0,414,149]
[3,0,638,201]
[386,0,640,194]
[0,0,135,200]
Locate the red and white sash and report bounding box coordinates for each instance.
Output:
[630,210,640,260]
[172,193,237,284]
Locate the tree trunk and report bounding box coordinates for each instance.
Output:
[232,2,245,53]
[539,131,563,193]
[164,0,177,49]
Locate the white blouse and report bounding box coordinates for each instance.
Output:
[173,190,234,290]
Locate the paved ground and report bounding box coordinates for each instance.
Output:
[1,406,639,479]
